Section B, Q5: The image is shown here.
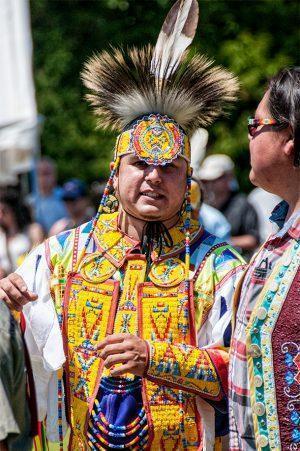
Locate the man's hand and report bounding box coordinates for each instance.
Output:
[97,333,148,377]
[0,273,38,311]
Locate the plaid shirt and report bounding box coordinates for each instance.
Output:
[229,201,300,450]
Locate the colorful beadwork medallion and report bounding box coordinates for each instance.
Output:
[149,258,186,287]
[115,114,190,165]
[80,253,117,283]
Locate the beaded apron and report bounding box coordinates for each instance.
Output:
[55,214,202,450]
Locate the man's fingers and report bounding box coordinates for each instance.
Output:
[0,291,22,312]
[8,273,38,301]
[24,291,38,301]
[97,333,131,350]
[8,273,28,292]
[104,352,132,369]
[0,279,28,307]
[110,362,135,377]
[99,342,131,359]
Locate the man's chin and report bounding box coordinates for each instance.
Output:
[135,206,166,221]
[249,169,259,187]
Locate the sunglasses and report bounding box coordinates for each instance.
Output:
[247,117,287,137]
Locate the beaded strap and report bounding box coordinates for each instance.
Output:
[74,157,121,273]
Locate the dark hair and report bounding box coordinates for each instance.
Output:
[0,191,31,232]
[268,67,300,166]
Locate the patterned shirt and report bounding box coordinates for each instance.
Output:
[229,201,300,450]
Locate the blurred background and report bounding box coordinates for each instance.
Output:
[0,0,299,270]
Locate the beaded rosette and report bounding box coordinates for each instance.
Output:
[115,113,190,165]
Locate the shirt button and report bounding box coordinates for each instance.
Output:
[270,281,279,292]
[284,256,292,266]
[254,375,263,387]
[249,344,261,358]
[257,307,267,321]
[257,435,268,447]
[253,402,266,416]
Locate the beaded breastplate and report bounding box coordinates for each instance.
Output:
[52,213,203,450]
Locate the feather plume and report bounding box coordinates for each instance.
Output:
[81,45,239,136]
[190,128,208,178]
[151,0,199,79]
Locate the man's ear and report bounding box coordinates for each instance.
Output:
[283,137,294,159]
[112,163,119,192]
[112,173,118,192]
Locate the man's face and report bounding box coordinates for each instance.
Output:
[37,162,56,193]
[249,90,290,191]
[0,202,14,230]
[113,154,188,222]
[201,173,231,207]
[64,197,88,218]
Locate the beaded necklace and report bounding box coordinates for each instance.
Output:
[88,377,148,450]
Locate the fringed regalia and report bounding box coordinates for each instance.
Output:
[18,0,245,449]
[43,211,244,449]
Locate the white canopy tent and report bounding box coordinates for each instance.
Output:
[0,0,38,186]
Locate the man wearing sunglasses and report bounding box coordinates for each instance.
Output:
[229,67,300,450]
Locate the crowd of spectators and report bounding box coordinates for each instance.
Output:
[0,157,97,279]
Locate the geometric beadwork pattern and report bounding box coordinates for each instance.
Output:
[147,341,220,398]
[139,281,201,449]
[45,211,244,449]
[64,275,119,446]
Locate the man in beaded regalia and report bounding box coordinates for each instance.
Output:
[0,1,245,449]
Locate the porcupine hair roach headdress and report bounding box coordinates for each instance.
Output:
[77,0,239,276]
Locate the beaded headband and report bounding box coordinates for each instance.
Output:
[115,114,191,165]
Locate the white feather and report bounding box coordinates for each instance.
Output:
[151,0,199,79]
[190,128,209,178]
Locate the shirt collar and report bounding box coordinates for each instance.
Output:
[270,200,300,240]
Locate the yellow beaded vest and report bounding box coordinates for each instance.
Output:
[50,212,204,449]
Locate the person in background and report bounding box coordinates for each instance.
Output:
[190,178,231,241]
[49,179,93,236]
[248,186,281,242]
[28,157,68,234]
[0,301,36,451]
[229,67,300,450]
[199,154,259,259]
[0,192,31,278]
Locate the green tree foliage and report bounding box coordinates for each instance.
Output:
[31,0,299,190]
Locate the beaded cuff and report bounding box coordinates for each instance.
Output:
[146,341,224,399]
